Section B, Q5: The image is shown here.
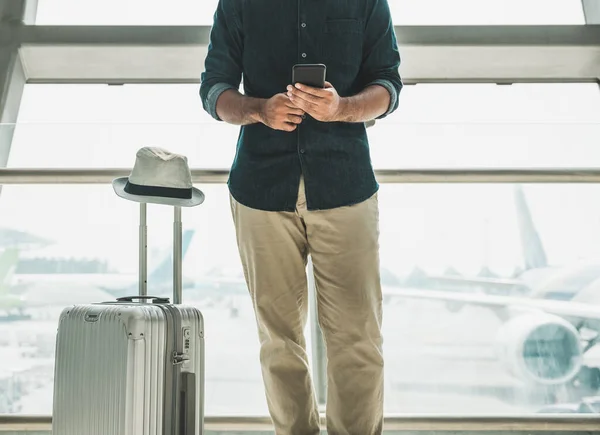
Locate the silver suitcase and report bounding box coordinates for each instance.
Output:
[52,205,205,435]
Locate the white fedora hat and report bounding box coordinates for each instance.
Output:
[112,147,205,207]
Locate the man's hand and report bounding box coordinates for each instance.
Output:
[258,93,305,132]
[287,81,342,122]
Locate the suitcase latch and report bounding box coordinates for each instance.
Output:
[172,351,190,365]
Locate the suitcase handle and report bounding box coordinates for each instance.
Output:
[116,296,170,304]
[139,204,183,304]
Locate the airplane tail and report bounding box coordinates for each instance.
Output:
[514,185,548,270]
[0,248,18,295]
[149,229,195,282]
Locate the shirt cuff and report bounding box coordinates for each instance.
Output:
[205,82,237,121]
[366,79,398,119]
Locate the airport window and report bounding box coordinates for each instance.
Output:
[0,185,269,415]
[9,84,238,169]
[9,83,600,169]
[34,0,585,25]
[371,83,600,169]
[2,181,600,415]
[389,0,585,25]
[2,0,599,424]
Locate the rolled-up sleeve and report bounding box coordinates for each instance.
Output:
[199,0,244,121]
[358,0,403,119]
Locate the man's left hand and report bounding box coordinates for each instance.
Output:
[287,81,342,122]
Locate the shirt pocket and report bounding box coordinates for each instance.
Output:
[322,18,363,73]
[325,18,363,34]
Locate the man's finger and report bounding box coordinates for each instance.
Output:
[293,83,328,97]
[282,122,297,132]
[288,94,311,111]
[284,103,305,115]
[287,85,322,103]
[286,102,306,114]
[288,115,304,124]
[285,100,305,113]
[289,92,319,110]
[292,89,321,105]
[288,108,305,117]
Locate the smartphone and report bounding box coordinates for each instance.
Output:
[292,64,326,88]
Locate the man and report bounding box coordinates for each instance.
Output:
[200,1,402,433]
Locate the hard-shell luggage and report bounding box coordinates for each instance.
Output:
[52,204,204,435]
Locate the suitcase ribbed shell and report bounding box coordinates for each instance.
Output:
[52,303,204,435]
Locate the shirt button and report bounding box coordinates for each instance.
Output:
[301,53,307,58]
[300,149,306,154]
[301,23,307,28]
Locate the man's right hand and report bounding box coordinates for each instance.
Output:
[258,94,305,132]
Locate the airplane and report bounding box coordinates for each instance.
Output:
[0,248,31,322]
[0,230,196,310]
[396,185,595,299]
[384,184,600,400]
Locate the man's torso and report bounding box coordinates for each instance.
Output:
[228,0,379,212]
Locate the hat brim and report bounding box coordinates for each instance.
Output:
[112,177,205,207]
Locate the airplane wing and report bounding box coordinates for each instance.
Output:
[417,275,531,295]
[383,286,600,326]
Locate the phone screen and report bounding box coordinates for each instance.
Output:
[292,64,326,88]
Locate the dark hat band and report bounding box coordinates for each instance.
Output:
[124,181,192,199]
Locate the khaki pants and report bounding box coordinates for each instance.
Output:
[229,177,384,435]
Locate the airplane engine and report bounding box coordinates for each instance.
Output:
[495,313,583,386]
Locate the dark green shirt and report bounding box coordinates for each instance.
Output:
[200,0,402,211]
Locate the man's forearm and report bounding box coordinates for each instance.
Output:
[334,85,391,123]
[216,89,267,125]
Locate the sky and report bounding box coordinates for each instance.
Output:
[1,1,599,280]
